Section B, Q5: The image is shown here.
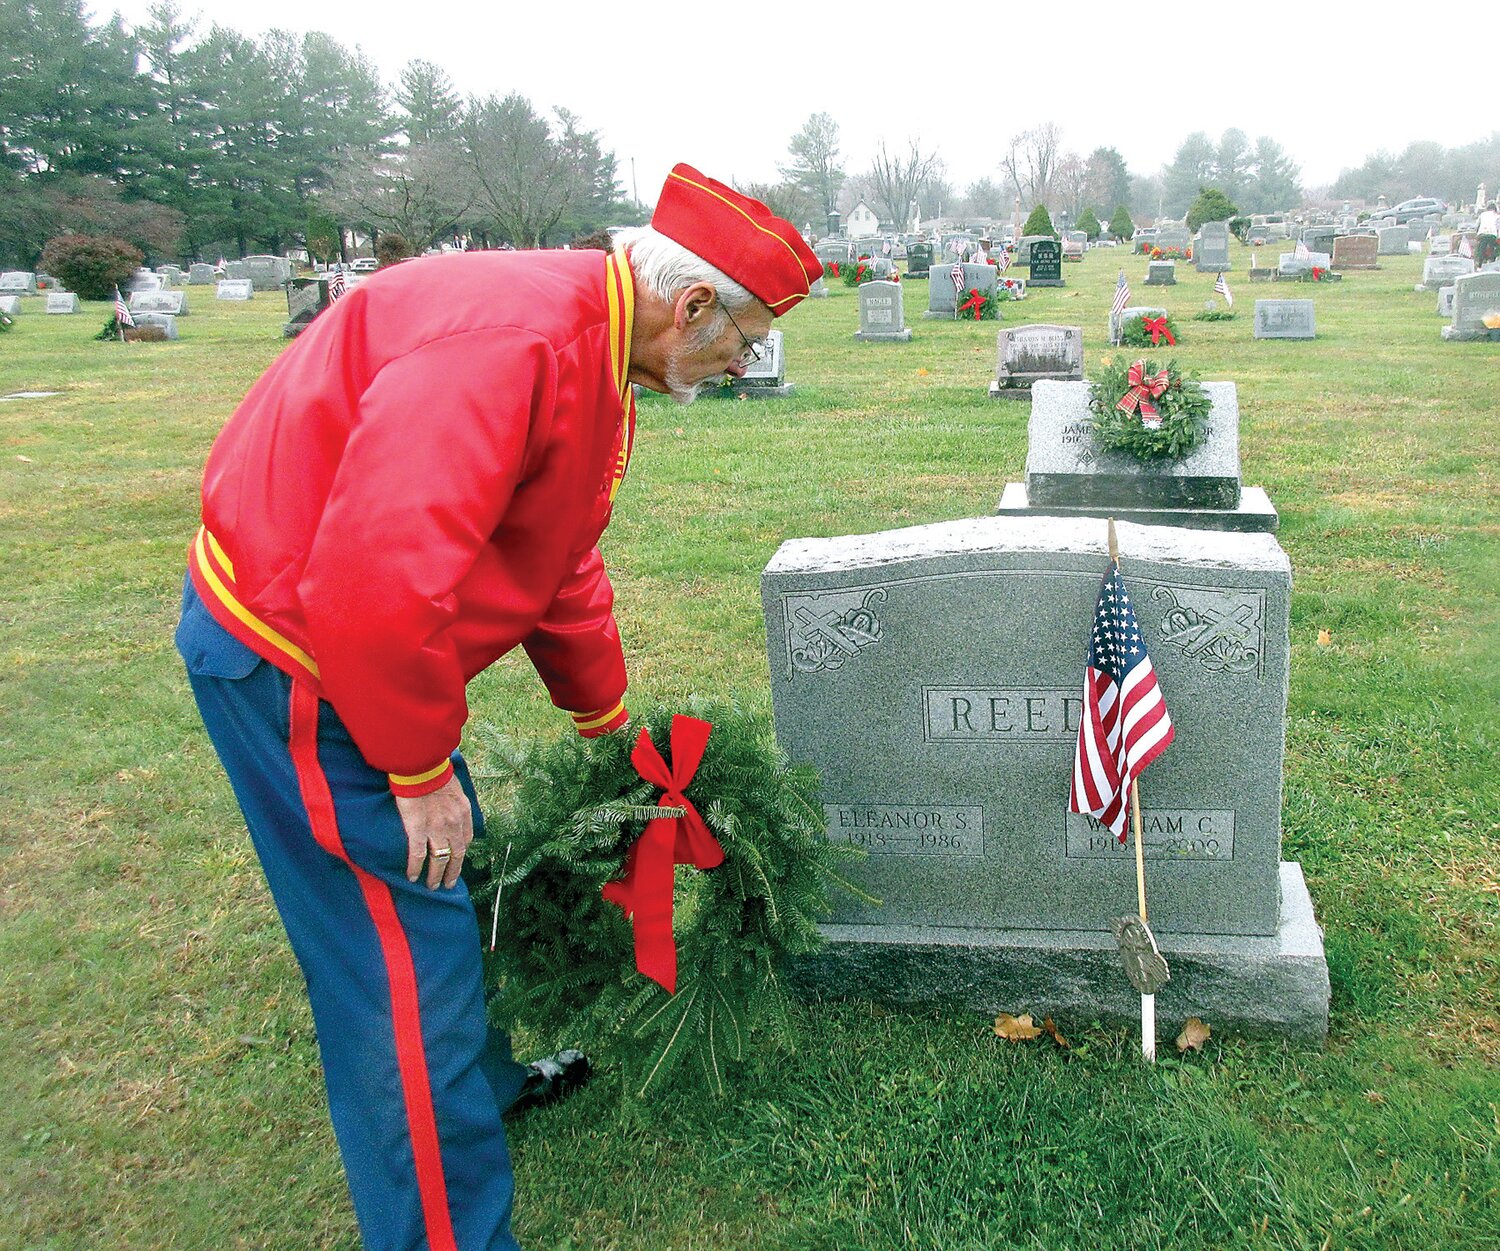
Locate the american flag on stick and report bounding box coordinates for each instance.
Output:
[1070,549,1175,843]
[950,263,965,297]
[113,287,135,329]
[1458,234,1473,258]
[1109,270,1130,340]
[1214,272,1233,307]
[328,269,347,301]
[996,245,1012,274]
[1294,239,1311,261]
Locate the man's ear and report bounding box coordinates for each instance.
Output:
[673,282,718,330]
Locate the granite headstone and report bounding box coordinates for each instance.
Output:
[856,280,913,342]
[1145,260,1176,286]
[730,327,794,395]
[1441,270,1500,341]
[1028,239,1064,287]
[1253,300,1316,339]
[1418,255,1474,291]
[45,292,80,314]
[1331,235,1379,270]
[925,263,997,318]
[763,516,1326,1039]
[216,279,254,301]
[990,324,1083,396]
[1195,221,1231,272]
[0,271,38,295]
[129,290,189,316]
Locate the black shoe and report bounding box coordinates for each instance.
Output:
[506,1049,592,1117]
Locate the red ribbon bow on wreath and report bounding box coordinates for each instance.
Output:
[855,263,867,283]
[1311,266,1326,281]
[600,716,724,994]
[1140,315,1175,347]
[1116,359,1170,428]
[957,288,986,320]
[830,262,839,277]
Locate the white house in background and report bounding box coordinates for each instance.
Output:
[847,199,880,238]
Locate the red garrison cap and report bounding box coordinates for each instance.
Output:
[651,163,821,317]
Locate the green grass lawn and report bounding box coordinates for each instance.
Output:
[1,248,1496,1251]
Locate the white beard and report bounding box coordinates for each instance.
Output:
[663,312,729,405]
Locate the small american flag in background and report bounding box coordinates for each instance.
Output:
[328,269,347,301]
[950,263,965,297]
[997,246,1012,273]
[1294,239,1311,261]
[1110,270,1131,323]
[1214,272,1233,306]
[1070,557,1175,843]
[1458,234,1473,258]
[113,287,134,328]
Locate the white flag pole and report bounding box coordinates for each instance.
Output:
[1110,519,1156,1063]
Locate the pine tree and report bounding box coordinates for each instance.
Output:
[1108,205,1134,241]
[1022,204,1055,237]
[1075,207,1102,240]
[1187,187,1238,233]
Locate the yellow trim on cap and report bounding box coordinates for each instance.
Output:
[667,170,811,304]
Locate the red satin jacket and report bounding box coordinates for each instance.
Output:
[189,249,636,796]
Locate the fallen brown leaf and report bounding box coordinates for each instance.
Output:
[1176,1017,1211,1052]
[1317,628,1332,647]
[1041,1016,1070,1049]
[994,1012,1043,1042]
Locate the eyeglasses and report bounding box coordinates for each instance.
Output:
[721,302,765,367]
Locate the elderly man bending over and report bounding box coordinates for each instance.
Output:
[175,164,820,1251]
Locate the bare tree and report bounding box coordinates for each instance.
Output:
[460,94,609,247]
[1000,123,1062,210]
[866,140,943,230]
[328,141,475,251]
[1052,152,1089,219]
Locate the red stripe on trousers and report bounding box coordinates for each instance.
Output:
[288,680,458,1251]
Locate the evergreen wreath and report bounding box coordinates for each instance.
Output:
[465,699,865,1099]
[955,285,1000,320]
[1089,356,1211,461]
[842,258,878,286]
[1118,311,1182,348]
[1192,308,1237,321]
[822,260,841,281]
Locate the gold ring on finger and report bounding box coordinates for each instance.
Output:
[431,847,452,860]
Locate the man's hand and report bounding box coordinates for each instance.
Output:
[394,775,473,889]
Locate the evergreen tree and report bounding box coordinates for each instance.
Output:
[1075,206,1102,240]
[397,60,461,144]
[1161,132,1216,217]
[1082,146,1131,218]
[779,113,845,222]
[1246,136,1301,213]
[1021,204,1055,237]
[1108,204,1134,241]
[1186,187,1238,233]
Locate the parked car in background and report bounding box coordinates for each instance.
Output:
[1390,197,1447,223]
[349,257,378,272]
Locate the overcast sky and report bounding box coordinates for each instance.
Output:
[103,0,1495,204]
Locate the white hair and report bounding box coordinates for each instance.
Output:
[613,226,759,315]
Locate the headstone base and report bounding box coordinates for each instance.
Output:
[1275,271,1340,283]
[1144,274,1177,286]
[1332,263,1379,272]
[1440,325,1500,342]
[786,861,1328,1043]
[1027,278,1066,288]
[728,382,797,398]
[1248,269,1276,282]
[996,481,1280,533]
[855,328,913,341]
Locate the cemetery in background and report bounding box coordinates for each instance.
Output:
[1,222,1495,1249]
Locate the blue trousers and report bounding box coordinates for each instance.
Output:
[177,576,525,1251]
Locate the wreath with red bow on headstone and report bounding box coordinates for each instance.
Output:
[1088,357,1211,461]
[466,700,862,1100]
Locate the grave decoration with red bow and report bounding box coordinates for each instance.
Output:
[1088,355,1212,461]
[1118,311,1182,349]
[467,701,861,1098]
[956,286,999,320]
